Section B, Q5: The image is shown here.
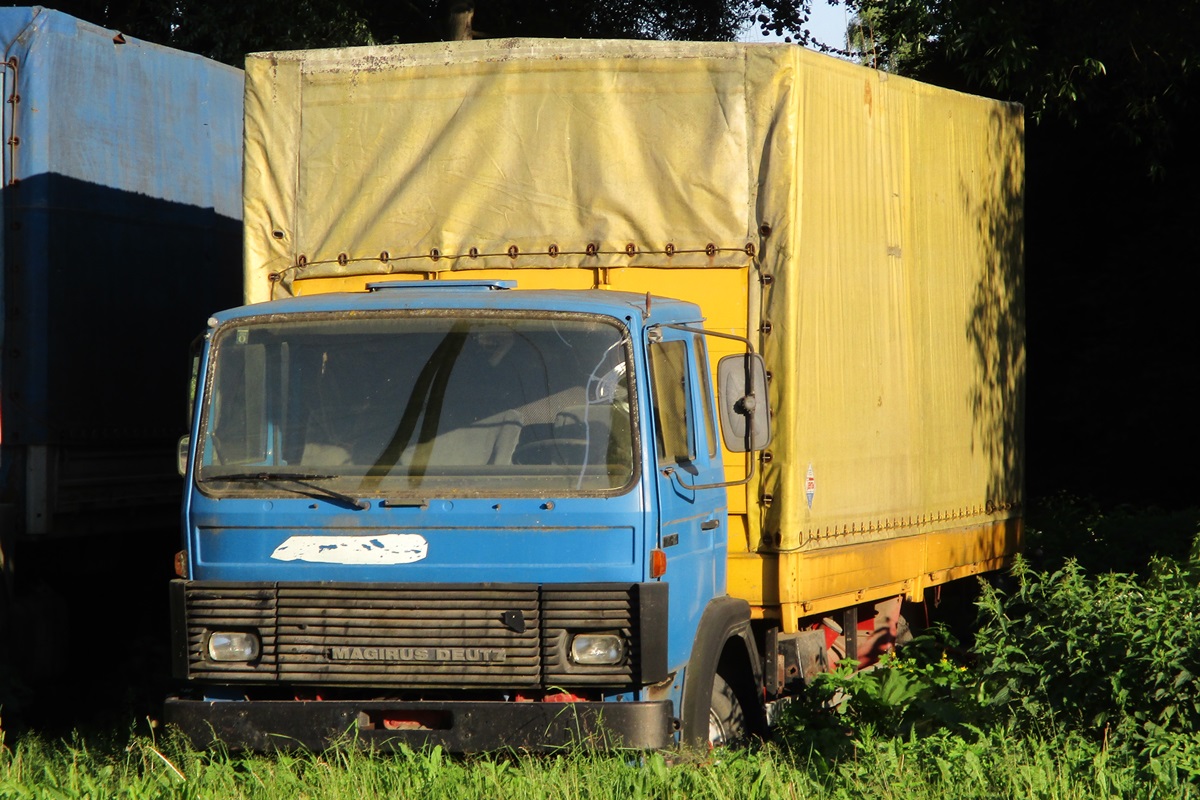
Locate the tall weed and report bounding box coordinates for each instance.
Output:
[1024,494,1200,574]
[974,547,1200,775]
[778,500,1200,789]
[776,627,993,759]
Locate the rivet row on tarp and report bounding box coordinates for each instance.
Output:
[270,242,760,281]
[806,501,1022,541]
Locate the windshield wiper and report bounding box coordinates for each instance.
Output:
[203,472,370,510]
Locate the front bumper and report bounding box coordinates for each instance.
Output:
[164,697,675,752]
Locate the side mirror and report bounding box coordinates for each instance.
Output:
[177,435,190,477]
[717,354,772,452]
[186,332,204,427]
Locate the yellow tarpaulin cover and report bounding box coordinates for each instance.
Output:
[243,39,1024,617]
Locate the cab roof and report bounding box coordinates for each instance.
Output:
[209,281,705,329]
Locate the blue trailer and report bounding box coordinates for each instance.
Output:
[0,7,243,682]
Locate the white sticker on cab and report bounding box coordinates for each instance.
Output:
[270,534,429,565]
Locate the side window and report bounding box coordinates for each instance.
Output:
[693,337,718,458]
[649,339,693,463]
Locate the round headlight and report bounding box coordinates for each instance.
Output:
[207,630,261,662]
[570,633,626,665]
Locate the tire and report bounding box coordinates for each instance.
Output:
[708,672,747,748]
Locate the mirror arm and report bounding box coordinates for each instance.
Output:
[665,455,757,491]
[656,323,756,354]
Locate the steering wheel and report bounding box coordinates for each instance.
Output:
[511,438,590,466]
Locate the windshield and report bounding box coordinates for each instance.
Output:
[196,311,636,496]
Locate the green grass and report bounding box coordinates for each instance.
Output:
[2,724,1189,800]
[3,498,1199,799]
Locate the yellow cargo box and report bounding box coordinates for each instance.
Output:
[242,39,1024,631]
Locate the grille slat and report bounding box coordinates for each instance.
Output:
[276,652,540,662]
[278,622,533,634]
[274,672,539,686]
[542,614,631,626]
[277,599,541,609]
[276,613,539,625]
[279,634,536,645]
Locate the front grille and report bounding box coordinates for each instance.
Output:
[182,585,278,681]
[275,585,539,687]
[177,581,648,690]
[542,586,635,685]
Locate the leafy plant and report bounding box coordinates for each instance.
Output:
[973,547,1200,772]
[778,500,1200,787]
[776,626,992,761]
[1024,494,1200,575]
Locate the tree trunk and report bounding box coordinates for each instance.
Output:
[446,2,474,40]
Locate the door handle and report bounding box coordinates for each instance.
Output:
[701,519,720,530]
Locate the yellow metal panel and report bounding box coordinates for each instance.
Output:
[604,267,754,509]
[293,268,600,295]
[785,536,927,606]
[924,518,1023,585]
[729,519,1022,630]
[727,551,772,607]
[293,266,760,528]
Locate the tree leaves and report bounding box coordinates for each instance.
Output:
[48,0,758,65]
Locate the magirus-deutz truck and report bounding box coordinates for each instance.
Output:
[165,38,1024,751]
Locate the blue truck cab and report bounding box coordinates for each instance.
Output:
[166,280,770,750]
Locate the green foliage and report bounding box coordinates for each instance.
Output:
[973,550,1200,774]
[0,664,32,742]
[776,627,993,760]
[759,1,1199,179]
[844,0,941,73]
[0,732,826,799]
[1024,495,1200,575]
[46,0,757,66]
[776,501,1200,789]
[3,727,1194,800]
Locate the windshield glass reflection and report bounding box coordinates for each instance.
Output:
[198,312,635,496]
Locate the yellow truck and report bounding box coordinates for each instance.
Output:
[167,38,1024,750]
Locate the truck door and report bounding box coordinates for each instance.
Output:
[647,329,727,669]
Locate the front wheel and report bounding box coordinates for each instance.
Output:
[708,672,747,747]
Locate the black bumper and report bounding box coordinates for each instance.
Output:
[164,697,676,752]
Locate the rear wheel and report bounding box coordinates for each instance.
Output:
[708,672,747,747]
